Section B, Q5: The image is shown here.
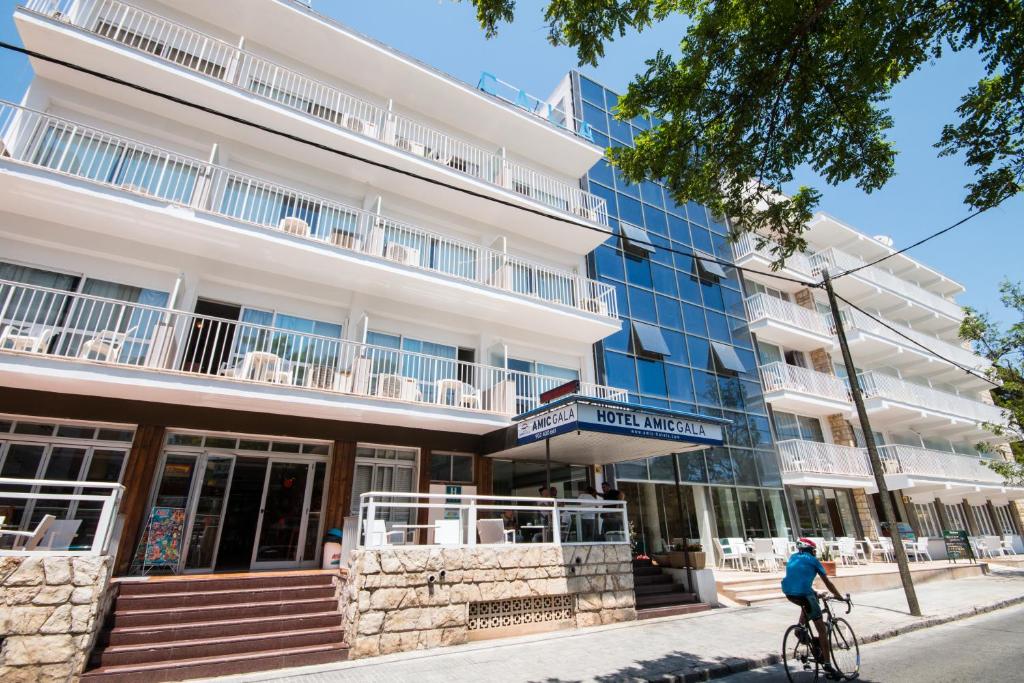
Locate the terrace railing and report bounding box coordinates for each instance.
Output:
[878,444,1004,484]
[476,72,594,142]
[0,477,123,556]
[0,100,617,319]
[21,0,608,226]
[776,439,872,478]
[759,362,851,404]
[842,308,988,373]
[732,233,814,278]
[357,491,629,548]
[0,280,625,416]
[858,371,1005,425]
[744,293,833,337]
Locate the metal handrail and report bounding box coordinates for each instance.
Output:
[759,361,851,402]
[732,233,814,276]
[776,439,872,477]
[22,0,608,225]
[858,371,1006,425]
[744,293,832,336]
[842,308,988,373]
[878,444,1004,483]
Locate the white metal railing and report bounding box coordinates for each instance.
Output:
[842,308,988,373]
[759,362,851,403]
[357,491,629,548]
[732,233,814,277]
[878,444,1005,484]
[858,371,1006,425]
[0,100,617,319]
[0,280,624,416]
[777,439,872,477]
[809,247,962,320]
[22,0,608,226]
[745,293,832,336]
[0,477,123,556]
[476,72,594,143]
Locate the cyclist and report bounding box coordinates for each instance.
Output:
[781,538,846,679]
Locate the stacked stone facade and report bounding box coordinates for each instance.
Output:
[0,556,112,682]
[851,489,879,539]
[827,415,857,447]
[343,544,635,659]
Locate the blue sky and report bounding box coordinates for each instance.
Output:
[1,0,1020,323]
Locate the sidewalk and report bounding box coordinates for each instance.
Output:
[204,566,1024,683]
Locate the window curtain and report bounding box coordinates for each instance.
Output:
[0,262,78,328]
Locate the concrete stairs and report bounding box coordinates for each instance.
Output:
[633,559,709,619]
[82,571,348,682]
[716,576,786,606]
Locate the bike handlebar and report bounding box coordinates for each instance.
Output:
[820,593,853,614]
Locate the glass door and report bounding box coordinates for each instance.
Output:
[183,455,234,572]
[252,459,315,569]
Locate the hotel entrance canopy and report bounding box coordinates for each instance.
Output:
[482,396,729,465]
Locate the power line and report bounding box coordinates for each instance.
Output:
[829,208,989,280]
[0,41,821,290]
[831,291,999,387]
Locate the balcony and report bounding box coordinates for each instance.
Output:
[759,362,852,416]
[842,308,990,387]
[0,280,627,432]
[476,72,593,143]
[16,0,610,251]
[0,101,619,342]
[731,233,815,293]
[809,247,963,327]
[878,444,1004,485]
[744,293,834,352]
[858,371,1006,442]
[777,439,874,489]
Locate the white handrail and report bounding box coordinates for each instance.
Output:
[0,100,617,319]
[22,0,608,226]
[744,293,832,336]
[732,233,814,277]
[776,439,872,477]
[759,361,851,403]
[842,308,988,373]
[878,444,1005,483]
[858,371,1005,425]
[0,477,123,556]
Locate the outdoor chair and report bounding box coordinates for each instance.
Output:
[984,535,1007,557]
[434,378,482,409]
[223,351,291,384]
[0,514,56,550]
[969,536,991,558]
[365,519,404,547]
[866,538,893,562]
[433,519,461,545]
[477,518,514,545]
[1002,536,1019,555]
[37,519,82,551]
[78,326,137,363]
[905,537,933,562]
[750,538,778,572]
[837,537,867,565]
[0,324,55,354]
[713,538,748,570]
[771,537,792,564]
[279,216,310,237]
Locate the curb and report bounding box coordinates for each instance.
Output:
[659,594,1024,682]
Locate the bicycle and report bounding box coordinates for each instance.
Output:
[782,593,860,681]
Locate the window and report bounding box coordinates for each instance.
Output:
[429,453,474,483]
[620,223,654,255]
[507,358,580,413]
[994,505,1017,535]
[693,252,726,281]
[710,341,747,374]
[969,505,996,535]
[365,331,458,402]
[756,341,783,366]
[746,281,788,301]
[632,321,670,356]
[914,503,942,537]
[943,503,969,532]
[350,445,418,519]
[772,412,824,442]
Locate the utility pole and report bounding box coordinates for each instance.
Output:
[822,268,921,616]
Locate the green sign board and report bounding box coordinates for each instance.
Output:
[942,530,976,563]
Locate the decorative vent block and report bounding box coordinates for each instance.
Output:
[467,595,574,631]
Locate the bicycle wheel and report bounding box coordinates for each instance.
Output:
[783,624,819,682]
[828,617,860,679]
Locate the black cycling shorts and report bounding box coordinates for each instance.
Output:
[786,593,823,621]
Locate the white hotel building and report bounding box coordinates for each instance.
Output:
[735,214,1024,553]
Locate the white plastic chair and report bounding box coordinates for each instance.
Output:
[714,538,749,570]
[78,326,137,363]
[0,514,56,550]
[477,518,514,544]
[433,519,462,545]
[837,537,867,565]
[866,538,893,562]
[435,378,482,409]
[0,324,55,354]
[985,535,1007,557]
[365,519,404,547]
[1002,536,1019,556]
[771,537,791,564]
[38,519,82,551]
[906,536,932,562]
[750,538,778,572]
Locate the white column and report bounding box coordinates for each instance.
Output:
[693,485,715,563]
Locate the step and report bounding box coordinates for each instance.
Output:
[633,575,673,587]
[105,611,342,646]
[110,597,339,628]
[722,582,784,594]
[635,591,699,609]
[735,591,788,605]
[636,603,711,620]
[634,582,691,596]
[116,572,334,596]
[632,566,663,577]
[81,642,349,682]
[114,584,335,611]
[94,626,345,667]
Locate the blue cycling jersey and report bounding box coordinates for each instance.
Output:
[781,551,826,596]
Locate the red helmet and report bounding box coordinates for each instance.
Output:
[796,538,817,551]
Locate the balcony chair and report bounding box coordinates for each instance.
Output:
[78,326,137,363]
[434,378,482,409]
[0,324,55,354]
[330,230,363,251]
[0,514,56,550]
[37,519,82,551]
[384,242,420,267]
[375,374,422,402]
[433,519,462,545]
[477,518,514,545]
[222,351,292,385]
[279,216,310,237]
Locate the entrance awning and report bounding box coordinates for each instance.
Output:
[482,396,729,465]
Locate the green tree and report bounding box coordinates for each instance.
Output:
[960,280,1024,485]
[466,1,1024,259]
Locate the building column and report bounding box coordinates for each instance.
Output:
[826,416,856,447]
[851,488,879,540]
[693,486,715,562]
[934,498,951,531]
[1010,501,1024,535]
[416,449,433,528]
[115,425,166,575]
[962,499,981,535]
[475,454,492,496]
[325,440,357,530]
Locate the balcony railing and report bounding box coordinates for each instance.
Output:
[0,280,627,416]
[476,72,594,143]
[745,293,832,337]
[732,233,814,277]
[809,247,962,320]
[777,439,872,478]
[858,371,1005,425]
[759,362,851,403]
[0,101,617,319]
[21,0,608,226]
[358,491,629,547]
[878,444,1004,484]
[842,308,988,373]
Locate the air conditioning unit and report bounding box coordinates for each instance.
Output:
[384,243,420,267]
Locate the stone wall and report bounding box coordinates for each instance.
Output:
[827,415,856,447]
[851,488,879,540]
[342,544,634,659]
[0,556,113,682]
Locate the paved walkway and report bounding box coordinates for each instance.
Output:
[204,566,1024,683]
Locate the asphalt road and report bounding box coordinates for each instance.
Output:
[720,603,1024,682]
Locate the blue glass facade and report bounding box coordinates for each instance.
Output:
[572,72,789,542]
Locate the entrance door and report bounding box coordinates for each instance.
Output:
[182,455,234,572]
[214,456,265,571]
[251,459,324,569]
